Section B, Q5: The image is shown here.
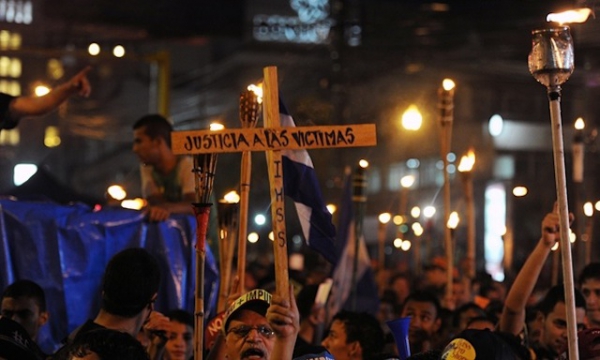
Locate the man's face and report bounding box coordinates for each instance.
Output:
[224,309,275,360]
[541,302,586,356]
[401,300,440,348]
[165,321,193,360]
[581,278,600,327]
[1,296,48,340]
[321,319,354,360]
[132,127,161,166]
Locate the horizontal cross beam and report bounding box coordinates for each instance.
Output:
[171,124,377,155]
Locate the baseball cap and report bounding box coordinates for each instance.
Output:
[0,316,45,360]
[441,329,519,360]
[223,289,272,333]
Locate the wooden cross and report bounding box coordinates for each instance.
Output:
[171,66,377,299]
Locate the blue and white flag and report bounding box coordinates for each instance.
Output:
[280,98,337,265]
[326,167,379,322]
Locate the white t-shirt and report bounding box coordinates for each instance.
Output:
[140,156,195,202]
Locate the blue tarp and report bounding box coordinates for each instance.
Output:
[0,199,219,353]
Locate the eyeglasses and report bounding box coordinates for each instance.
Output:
[227,325,275,338]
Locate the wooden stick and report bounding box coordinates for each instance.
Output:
[192,204,210,360]
[263,66,290,299]
[548,88,579,360]
[217,202,238,312]
[438,84,455,307]
[237,89,260,292]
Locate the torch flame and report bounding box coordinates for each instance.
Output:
[458,149,476,172]
[584,202,594,217]
[575,117,585,130]
[447,211,460,229]
[442,78,455,91]
[247,84,263,104]
[223,190,240,204]
[547,8,592,24]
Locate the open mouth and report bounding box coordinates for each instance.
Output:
[241,347,265,359]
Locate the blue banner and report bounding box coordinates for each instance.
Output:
[0,199,219,353]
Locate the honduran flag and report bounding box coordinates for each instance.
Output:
[280,98,337,265]
[326,167,379,322]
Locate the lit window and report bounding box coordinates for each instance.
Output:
[0,56,10,76]
[0,79,20,95]
[0,127,19,145]
[0,30,9,49]
[9,32,20,49]
[44,126,61,148]
[9,57,20,77]
[47,59,64,80]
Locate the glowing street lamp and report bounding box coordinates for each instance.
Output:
[401,105,422,131]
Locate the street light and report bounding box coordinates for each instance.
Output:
[512,186,528,197]
[458,148,476,278]
[378,212,392,269]
[401,104,422,131]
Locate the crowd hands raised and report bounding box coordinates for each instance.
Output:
[2,206,600,360]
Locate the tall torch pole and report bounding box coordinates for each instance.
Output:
[458,149,476,279]
[237,86,261,292]
[350,160,368,310]
[216,192,239,312]
[528,25,578,360]
[573,117,585,273]
[378,212,391,270]
[192,151,218,360]
[438,78,456,305]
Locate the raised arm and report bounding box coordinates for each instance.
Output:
[267,285,300,360]
[499,206,563,335]
[9,66,91,117]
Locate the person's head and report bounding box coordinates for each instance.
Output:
[465,316,495,331]
[421,265,446,291]
[164,309,193,360]
[441,329,528,360]
[68,328,150,360]
[400,291,442,350]
[0,316,45,360]
[132,114,173,165]
[321,311,385,360]
[389,273,411,305]
[525,305,544,347]
[536,285,586,356]
[1,279,48,340]
[579,262,600,327]
[101,248,160,321]
[223,289,274,360]
[453,303,486,332]
[453,277,473,308]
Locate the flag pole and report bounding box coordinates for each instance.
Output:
[237,88,261,292]
[350,161,368,310]
[192,153,218,360]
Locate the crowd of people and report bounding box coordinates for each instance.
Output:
[2,68,600,359]
[1,210,600,359]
